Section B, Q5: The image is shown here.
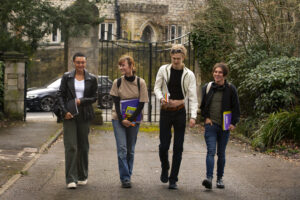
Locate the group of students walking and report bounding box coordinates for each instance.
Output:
[57,44,240,190]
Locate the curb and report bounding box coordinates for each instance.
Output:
[0,127,63,196]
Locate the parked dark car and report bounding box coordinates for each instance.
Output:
[26,76,113,112]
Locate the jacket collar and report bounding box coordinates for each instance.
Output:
[67,69,92,80]
[166,64,188,80]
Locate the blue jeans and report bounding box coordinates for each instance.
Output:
[112,120,140,182]
[204,123,230,179]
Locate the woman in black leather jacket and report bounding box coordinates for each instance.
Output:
[57,52,97,189]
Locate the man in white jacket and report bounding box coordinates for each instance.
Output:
[154,44,198,189]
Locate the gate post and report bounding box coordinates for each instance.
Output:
[68,25,99,76]
[2,52,27,120]
[148,43,152,122]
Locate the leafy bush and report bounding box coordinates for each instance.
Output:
[252,107,300,149]
[227,47,270,115]
[228,48,269,87]
[239,56,300,116]
[234,117,259,138]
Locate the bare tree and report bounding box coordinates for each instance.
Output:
[226,0,300,55]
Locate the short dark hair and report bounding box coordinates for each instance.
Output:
[213,62,229,77]
[73,52,86,61]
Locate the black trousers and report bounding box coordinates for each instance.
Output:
[159,107,186,182]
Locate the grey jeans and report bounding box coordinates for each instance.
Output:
[63,115,90,184]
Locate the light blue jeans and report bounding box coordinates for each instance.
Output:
[112,120,140,182]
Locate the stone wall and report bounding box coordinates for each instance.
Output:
[102,0,203,41]
[45,0,204,42]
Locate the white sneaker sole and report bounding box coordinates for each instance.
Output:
[77,180,88,185]
[67,182,77,189]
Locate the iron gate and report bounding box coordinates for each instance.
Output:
[99,33,195,122]
[0,60,4,114]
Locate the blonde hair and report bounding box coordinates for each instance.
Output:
[118,55,136,75]
[170,44,187,58]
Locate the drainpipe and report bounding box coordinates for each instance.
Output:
[115,0,121,39]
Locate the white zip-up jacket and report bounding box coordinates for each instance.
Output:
[154,64,198,119]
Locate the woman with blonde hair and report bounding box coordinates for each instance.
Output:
[110,55,149,188]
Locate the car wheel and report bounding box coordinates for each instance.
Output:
[40,96,55,112]
[99,94,113,109]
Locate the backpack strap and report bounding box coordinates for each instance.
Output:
[206,81,213,94]
[117,77,122,88]
[137,76,140,92]
[117,76,140,93]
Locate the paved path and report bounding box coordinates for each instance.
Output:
[1,128,300,200]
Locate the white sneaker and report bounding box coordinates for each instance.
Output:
[77,179,88,185]
[67,182,77,189]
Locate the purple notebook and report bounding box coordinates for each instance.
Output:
[120,99,141,122]
[222,111,232,131]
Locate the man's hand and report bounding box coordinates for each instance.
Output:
[160,98,168,105]
[64,112,73,120]
[122,119,132,127]
[229,124,235,131]
[205,118,213,126]
[168,99,184,107]
[189,118,196,128]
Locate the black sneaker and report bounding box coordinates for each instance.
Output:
[202,177,212,189]
[121,180,131,188]
[168,181,178,190]
[216,178,225,189]
[160,169,169,183]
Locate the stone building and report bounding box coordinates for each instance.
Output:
[45,0,204,44]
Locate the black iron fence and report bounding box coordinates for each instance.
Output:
[99,33,195,122]
[0,60,4,114]
[24,61,28,121]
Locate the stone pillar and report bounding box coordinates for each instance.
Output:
[68,25,99,76]
[2,52,27,120]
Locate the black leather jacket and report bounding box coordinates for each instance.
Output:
[57,69,98,121]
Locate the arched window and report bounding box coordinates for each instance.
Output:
[141,25,154,42]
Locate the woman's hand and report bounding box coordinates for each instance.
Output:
[229,124,235,131]
[64,112,73,120]
[76,99,81,105]
[122,119,132,127]
[205,118,213,126]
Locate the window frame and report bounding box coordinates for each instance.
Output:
[99,22,114,41]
